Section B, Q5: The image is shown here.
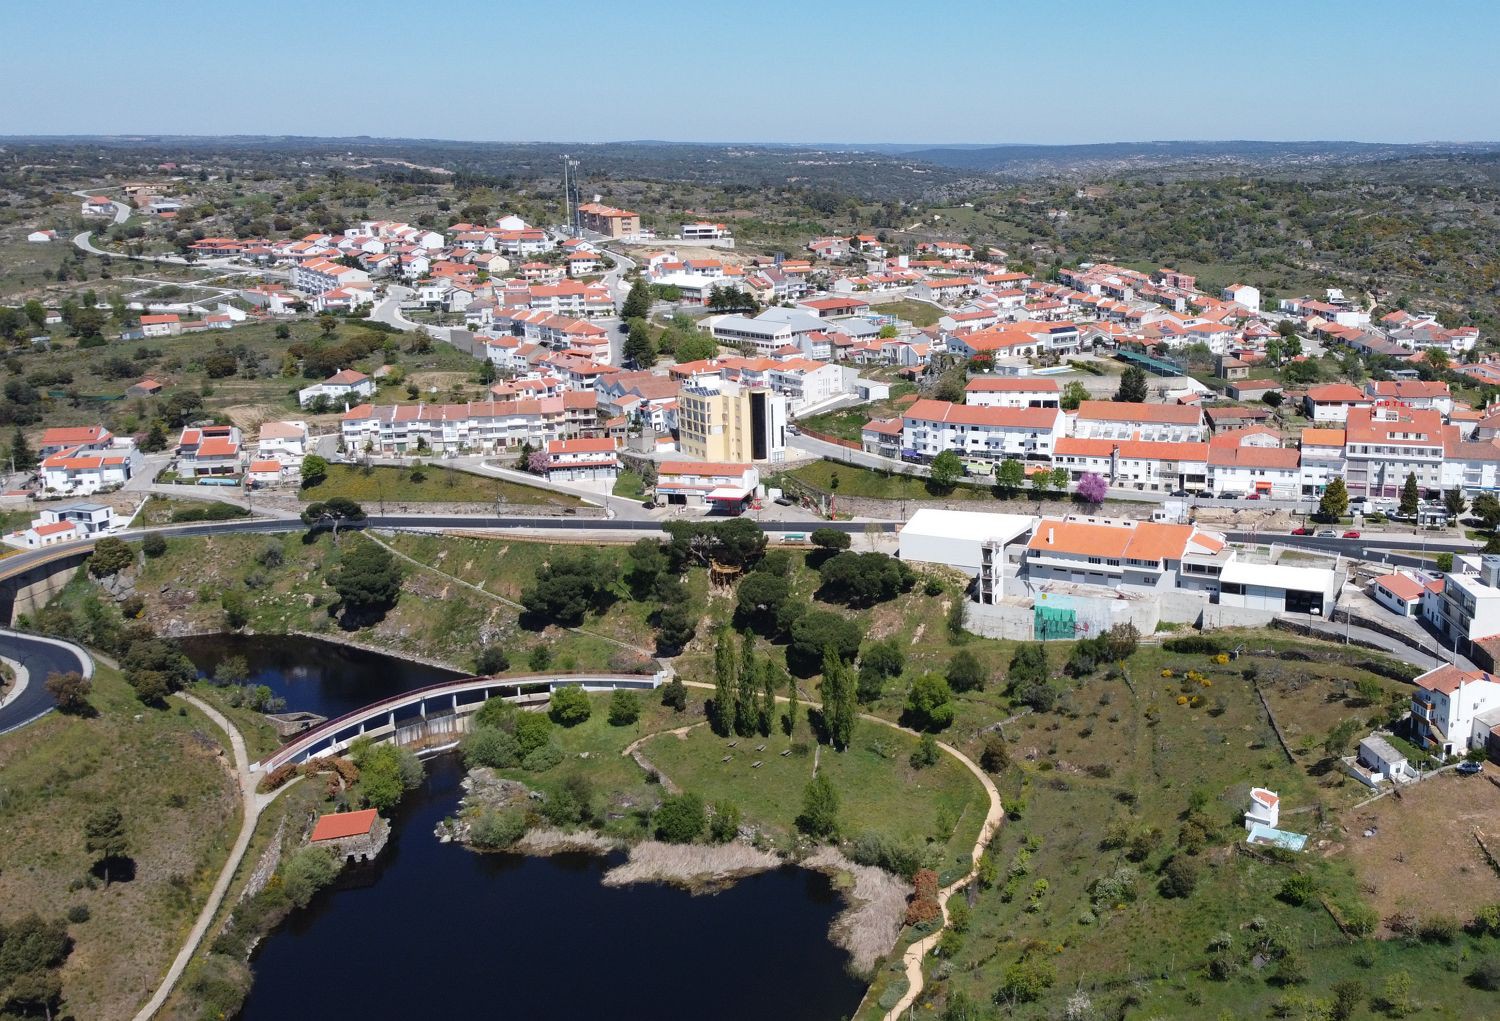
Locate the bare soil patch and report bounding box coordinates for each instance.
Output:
[1341,770,1500,931]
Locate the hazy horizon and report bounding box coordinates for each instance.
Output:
[4,0,1497,143]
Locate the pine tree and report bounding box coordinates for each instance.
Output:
[1115,365,1149,403]
[1400,472,1421,518]
[735,631,759,737]
[711,627,736,737]
[9,427,35,472]
[624,319,657,368]
[141,420,168,453]
[621,279,652,320]
[1318,477,1349,522]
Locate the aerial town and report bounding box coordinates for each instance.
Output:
[4,8,1500,1020]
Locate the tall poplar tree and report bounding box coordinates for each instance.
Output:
[712,627,737,737]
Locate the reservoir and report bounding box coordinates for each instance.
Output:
[179,635,869,1021]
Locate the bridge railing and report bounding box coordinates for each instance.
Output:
[256,670,666,771]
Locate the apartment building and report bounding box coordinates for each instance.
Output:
[1302,383,1372,424]
[1343,405,1445,499]
[577,201,641,239]
[681,222,732,240]
[1052,438,1208,492]
[1023,516,1227,592]
[901,399,1065,462]
[676,380,787,464]
[1071,401,1207,443]
[293,258,370,296]
[544,437,620,482]
[963,377,1062,409]
[340,396,596,455]
[1408,662,1500,758]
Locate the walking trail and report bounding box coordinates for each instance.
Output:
[677,680,1003,1018]
[132,692,262,1021]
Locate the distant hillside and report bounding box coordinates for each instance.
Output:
[903,139,1500,176]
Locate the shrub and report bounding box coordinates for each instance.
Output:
[654,792,706,843]
[474,645,509,675]
[141,533,167,558]
[1418,914,1459,944]
[979,732,1010,773]
[708,801,741,843]
[548,685,591,726]
[1278,873,1315,907]
[850,831,923,878]
[909,732,941,769]
[660,677,688,711]
[279,846,340,909]
[1470,956,1500,992]
[1158,856,1199,899]
[462,727,521,769]
[469,808,527,850]
[1161,635,1225,655]
[607,689,641,726]
[999,955,1056,1004]
[66,904,90,924]
[521,743,563,772]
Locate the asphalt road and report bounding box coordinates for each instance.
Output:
[0,631,92,735]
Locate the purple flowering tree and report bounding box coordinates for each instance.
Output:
[1077,471,1108,506]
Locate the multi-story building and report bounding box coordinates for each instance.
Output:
[1023,516,1228,592]
[340,397,595,455]
[680,222,732,240]
[1408,662,1500,758]
[1343,405,1445,499]
[1421,555,1500,660]
[577,201,641,239]
[544,437,620,482]
[963,377,1061,409]
[655,461,759,508]
[1071,401,1206,443]
[1302,383,1372,424]
[901,399,1065,462]
[676,380,787,464]
[293,258,370,296]
[1052,438,1208,493]
[1297,428,1346,496]
[39,447,139,494]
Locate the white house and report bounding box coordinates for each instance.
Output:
[655,462,759,508]
[26,230,57,243]
[1221,284,1260,312]
[39,426,113,456]
[81,196,116,217]
[39,447,138,495]
[4,503,117,550]
[256,420,310,464]
[1371,572,1425,617]
[299,369,374,409]
[1409,663,1500,758]
[176,425,244,478]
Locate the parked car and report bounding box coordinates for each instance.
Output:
[774,496,792,506]
[1314,528,1338,538]
[1343,530,1361,539]
[1458,760,1484,776]
[1245,492,1262,500]
[1217,492,1237,500]
[1291,527,1310,535]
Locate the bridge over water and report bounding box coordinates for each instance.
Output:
[256,671,666,771]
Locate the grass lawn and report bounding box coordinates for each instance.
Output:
[780,459,996,503]
[797,382,917,444]
[645,714,985,869]
[299,463,584,506]
[0,664,242,1021]
[871,298,942,327]
[134,495,250,526]
[612,469,647,500]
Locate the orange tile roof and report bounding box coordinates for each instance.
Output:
[310,809,379,841]
[1299,428,1346,448]
[903,399,1060,430]
[1374,573,1425,602]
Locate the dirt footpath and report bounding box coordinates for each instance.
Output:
[1341,770,1500,931]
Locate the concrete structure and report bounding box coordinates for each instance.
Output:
[897,508,1034,578]
[1217,560,1338,617]
[1244,788,1280,830]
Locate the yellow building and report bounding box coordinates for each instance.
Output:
[677,381,787,463]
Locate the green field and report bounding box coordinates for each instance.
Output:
[871,298,942,327]
[299,463,585,507]
[779,458,998,503]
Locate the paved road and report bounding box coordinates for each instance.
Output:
[0,630,93,735]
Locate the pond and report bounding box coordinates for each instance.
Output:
[177,635,869,1021]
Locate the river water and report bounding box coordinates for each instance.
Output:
[178,635,867,1021]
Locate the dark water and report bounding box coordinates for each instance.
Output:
[178,636,866,1021]
[177,633,462,719]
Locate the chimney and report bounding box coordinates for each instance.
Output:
[1046,527,1054,545]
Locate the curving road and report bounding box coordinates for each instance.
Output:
[0,629,94,735]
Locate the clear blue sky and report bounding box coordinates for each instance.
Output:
[2,0,1496,144]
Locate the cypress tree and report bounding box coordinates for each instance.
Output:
[712,628,736,737]
[735,631,758,737]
